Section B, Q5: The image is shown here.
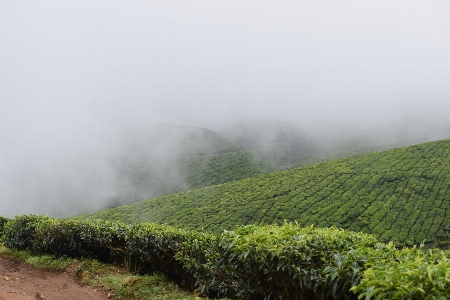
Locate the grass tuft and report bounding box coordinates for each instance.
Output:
[0,245,77,270]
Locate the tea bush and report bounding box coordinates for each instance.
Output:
[351,247,450,300]
[0,216,10,237]
[177,223,380,299]
[2,214,51,250]
[1,214,449,299]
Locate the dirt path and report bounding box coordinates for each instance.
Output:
[0,255,107,300]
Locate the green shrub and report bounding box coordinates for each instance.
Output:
[176,223,380,299]
[351,247,450,299]
[0,215,10,237]
[2,215,51,250]
[31,217,195,286]
[117,223,200,286]
[33,219,127,262]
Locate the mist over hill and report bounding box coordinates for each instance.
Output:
[0,123,274,218]
[220,119,319,169]
[107,124,274,208]
[219,118,450,169]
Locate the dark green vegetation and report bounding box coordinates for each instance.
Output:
[108,124,274,208]
[80,139,450,247]
[2,215,449,299]
[0,216,9,236]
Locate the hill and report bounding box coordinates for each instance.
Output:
[105,124,275,208]
[300,122,450,167]
[219,119,319,169]
[220,119,450,170]
[79,138,450,247]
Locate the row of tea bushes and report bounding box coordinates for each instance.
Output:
[1,215,449,299]
[0,215,198,286]
[176,223,380,299]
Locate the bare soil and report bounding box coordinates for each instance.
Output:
[0,255,107,300]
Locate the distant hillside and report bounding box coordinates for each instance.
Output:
[80,138,450,247]
[105,124,275,208]
[296,135,407,168]
[220,119,319,169]
[301,122,450,167]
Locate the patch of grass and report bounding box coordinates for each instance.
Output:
[77,259,229,300]
[99,273,203,300]
[25,255,78,270]
[0,245,77,270]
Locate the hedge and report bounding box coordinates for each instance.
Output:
[0,214,449,300]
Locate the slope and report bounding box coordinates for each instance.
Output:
[79,138,450,247]
[220,119,450,170]
[300,123,450,167]
[105,123,275,208]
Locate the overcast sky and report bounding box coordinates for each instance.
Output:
[1,0,449,217]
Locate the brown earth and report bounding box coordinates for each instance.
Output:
[0,255,108,300]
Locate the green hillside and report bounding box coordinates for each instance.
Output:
[79,139,450,247]
[105,124,275,208]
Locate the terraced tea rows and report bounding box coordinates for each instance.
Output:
[80,139,450,247]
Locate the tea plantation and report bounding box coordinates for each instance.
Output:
[79,138,450,247]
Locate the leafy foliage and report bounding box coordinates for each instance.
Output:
[177,223,380,299]
[351,247,450,300]
[2,215,51,250]
[1,215,450,299]
[0,216,10,236]
[80,139,450,247]
[7,216,195,286]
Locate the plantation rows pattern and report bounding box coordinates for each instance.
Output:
[179,150,275,189]
[81,139,450,247]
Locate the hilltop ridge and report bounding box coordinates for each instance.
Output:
[104,123,275,208]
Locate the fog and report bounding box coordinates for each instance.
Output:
[1,1,449,217]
